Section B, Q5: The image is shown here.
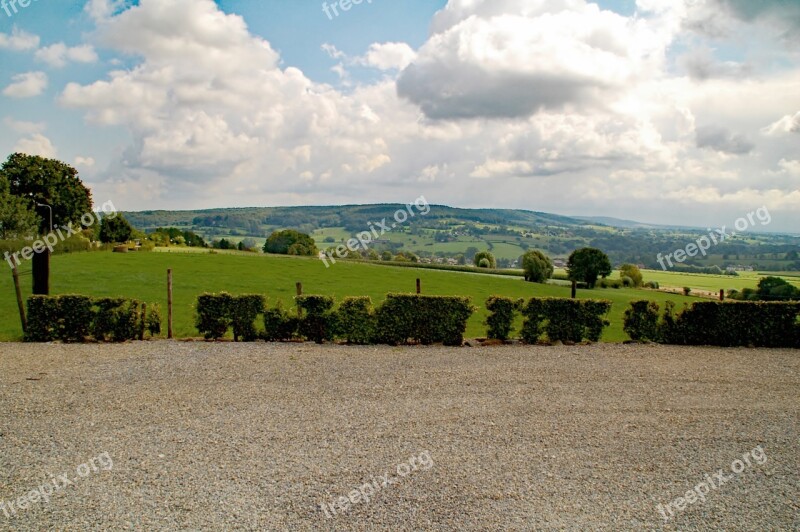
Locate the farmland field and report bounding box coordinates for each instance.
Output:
[0,251,703,342]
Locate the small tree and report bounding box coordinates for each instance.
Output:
[474,251,496,269]
[521,250,554,283]
[619,264,643,287]
[99,214,133,244]
[567,247,612,288]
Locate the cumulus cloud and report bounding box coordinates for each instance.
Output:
[398,0,669,119]
[2,72,48,98]
[762,112,800,136]
[13,134,57,158]
[3,117,45,134]
[35,43,99,68]
[678,47,750,81]
[75,156,96,167]
[0,27,40,50]
[696,125,754,155]
[355,42,416,71]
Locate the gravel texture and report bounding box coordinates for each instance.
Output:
[0,341,797,531]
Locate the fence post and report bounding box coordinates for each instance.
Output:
[571,280,577,299]
[719,289,725,302]
[11,264,26,333]
[167,269,173,339]
[296,282,303,296]
[416,278,421,294]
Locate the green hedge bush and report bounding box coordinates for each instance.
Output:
[25,295,160,343]
[231,295,265,342]
[336,297,376,345]
[196,293,267,341]
[622,300,800,347]
[485,296,520,341]
[374,294,475,346]
[519,297,612,344]
[262,302,299,342]
[622,300,660,342]
[296,295,336,344]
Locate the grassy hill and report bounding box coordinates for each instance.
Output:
[0,250,705,343]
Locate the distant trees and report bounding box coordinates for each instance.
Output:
[567,247,612,288]
[99,214,134,243]
[521,250,553,283]
[474,251,496,269]
[264,230,318,256]
[757,276,799,300]
[619,264,644,287]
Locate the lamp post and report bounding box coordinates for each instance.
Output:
[32,201,52,295]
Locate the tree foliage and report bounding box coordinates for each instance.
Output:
[474,251,496,268]
[1,153,92,234]
[263,230,317,256]
[567,247,612,288]
[619,264,643,287]
[0,173,38,239]
[99,214,134,243]
[521,250,554,283]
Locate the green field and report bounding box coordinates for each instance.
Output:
[1,251,706,343]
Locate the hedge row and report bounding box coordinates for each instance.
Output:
[484,296,612,343]
[623,300,800,348]
[25,295,161,343]
[196,292,475,346]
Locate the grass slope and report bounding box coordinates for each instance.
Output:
[0,251,700,342]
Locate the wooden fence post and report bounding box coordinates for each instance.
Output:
[720,289,725,302]
[571,280,577,299]
[167,269,173,339]
[416,278,421,294]
[11,264,26,333]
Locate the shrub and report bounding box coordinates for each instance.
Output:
[336,297,375,345]
[619,264,643,287]
[620,276,634,288]
[373,294,475,346]
[145,303,162,338]
[474,251,496,269]
[196,292,234,340]
[108,300,142,342]
[683,287,692,296]
[296,295,336,343]
[644,281,660,289]
[55,295,94,343]
[25,296,60,342]
[485,296,519,341]
[231,295,265,342]
[623,300,661,342]
[520,297,612,344]
[262,302,299,342]
[521,250,554,283]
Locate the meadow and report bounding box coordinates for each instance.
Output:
[0,250,715,343]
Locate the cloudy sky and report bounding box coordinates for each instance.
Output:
[1,0,798,231]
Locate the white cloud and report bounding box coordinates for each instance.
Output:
[3,117,45,134]
[35,43,99,68]
[13,134,57,158]
[2,71,48,98]
[75,156,96,167]
[762,111,800,136]
[0,27,40,50]
[356,42,416,71]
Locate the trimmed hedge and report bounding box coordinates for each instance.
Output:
[485,296,521,341]
[231,295,265,342]
[196,293,266,341]
[374,294,475,346]
[262,302,299,342]
[335,297,376,345]
[25,295,161,343]
[519,297,612,344]
[623,300,800,347]
[296,295,336,344]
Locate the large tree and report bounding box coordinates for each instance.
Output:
[473,251,496,269]
[0,173,38,239]
[99,214,134,243]
[567,247,612,288]
[263,230,318,256]
[0,153,93,294]
[521,250,554,283]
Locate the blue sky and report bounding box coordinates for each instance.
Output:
[1,0,798,231]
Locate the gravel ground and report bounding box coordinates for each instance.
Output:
[0,342,797,531]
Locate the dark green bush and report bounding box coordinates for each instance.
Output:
[145,303,162,338]
[485,296,519,341]
[520,297,612,344]
[231,295,265,342]
[296,295,336,343]
[196,292,234,340]
[262,302,299,341]
[25,296,60,342]
[56,295,94,343]
[623,300,661,342]
[336,297,376,345]
[623,300,800,347]
[373,294,475,346]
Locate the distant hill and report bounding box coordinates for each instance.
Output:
[122,204,800,271]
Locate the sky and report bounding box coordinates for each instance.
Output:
[0,0,798,231]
